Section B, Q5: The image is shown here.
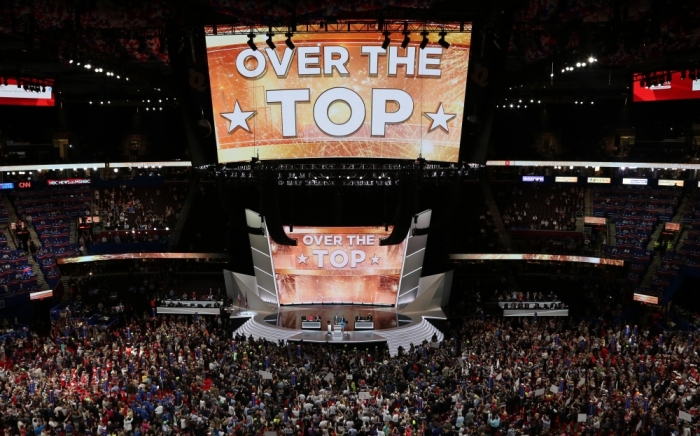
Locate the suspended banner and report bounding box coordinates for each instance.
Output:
[205,26,471,163]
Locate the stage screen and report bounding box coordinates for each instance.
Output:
[633,72,700,102]
[205,28,471,163]
[0,79,55,107]
[270,226,406,305]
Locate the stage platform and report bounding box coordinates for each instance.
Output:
[231,305,444,355]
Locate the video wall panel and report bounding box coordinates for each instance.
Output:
[205,30,471,162]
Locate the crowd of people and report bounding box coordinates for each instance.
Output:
[0,309,699,436]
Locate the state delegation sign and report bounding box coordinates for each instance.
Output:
[205,30,470,163]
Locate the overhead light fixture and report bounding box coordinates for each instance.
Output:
[419,32,429,50]
[285,32,295,50]
[265,33,276,49]
[437,31,450,49]
[401,32,410,49]
[381,32,391,50]
[247,33,257,51]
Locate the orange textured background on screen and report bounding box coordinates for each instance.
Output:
[270,226,406,305]
[206,32,470,162]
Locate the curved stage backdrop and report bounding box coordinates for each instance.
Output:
[271,226,406,305]
[237,209,431,307]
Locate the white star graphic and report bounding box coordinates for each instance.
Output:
[370,255,380,265]
[220,100,256,133]
[424,103,457,133]
[297,253,308,264]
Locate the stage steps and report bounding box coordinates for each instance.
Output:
[234,317,299,342]
[380,318,444,357]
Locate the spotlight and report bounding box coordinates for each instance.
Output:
[401,32,410,49]
[588,56,595,63]
[285,33,295,50]
[265,33,276,49]
[381,32,391,50]
[246,33,257,51]
[419,32,429,50]
[85,63,91,69]
[69,59,73,64]
[437,31,450,49]
[581,62,586,67]
[561,69,565,73]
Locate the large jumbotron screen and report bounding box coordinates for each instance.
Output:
[205,28,471,163]
[270,226,406,305]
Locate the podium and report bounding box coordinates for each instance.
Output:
[332,324,343,337]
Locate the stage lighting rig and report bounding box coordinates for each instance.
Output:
[401,32,411,49]
[419,32,429,50]
[247,33,257,51]
[266,32,276,49]
[285,32,295,50]
[438,32,450,49]
[381,32,391,50]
